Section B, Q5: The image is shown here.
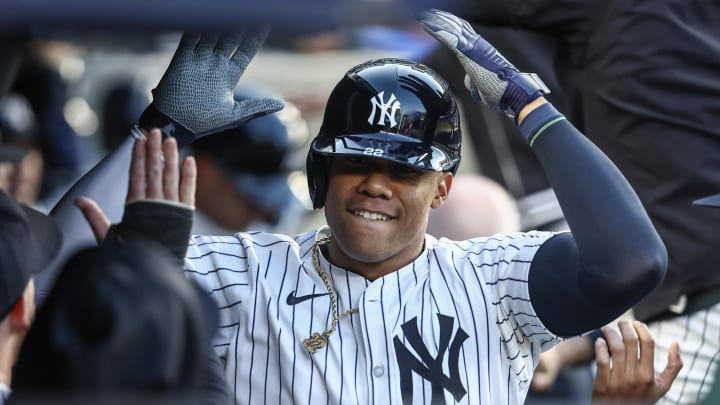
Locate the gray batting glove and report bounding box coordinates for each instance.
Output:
[139,27,284,148]
[420,9,550,119]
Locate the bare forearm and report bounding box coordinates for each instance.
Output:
[553,336,595,367]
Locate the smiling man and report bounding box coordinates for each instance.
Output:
[76,11,671,405]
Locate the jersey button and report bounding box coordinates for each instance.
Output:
[372,365,385,377]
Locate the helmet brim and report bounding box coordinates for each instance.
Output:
[311,133,458,173]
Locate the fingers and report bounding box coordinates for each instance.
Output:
[74,197,111,243]
[430,9,477,35]
[419,14,461,48]
[145,128,164,199]
[230,24,271,71]
[233,97,285,123]
[593,321,680,403]
[178,33,202,51]
[657,341,683,393]
[421,9,466,33]
[196,34,221,55]
[593,336,612,394]
[634,321,657,388]
[162,136,179,201]
[420,9,476,49]
[127,129,192,205]
[602,325,627,388]
[173,33,202,61]
[127,134,147,203]
[215,32,243,58]
[619,320,640,383]
[179,156,196,208]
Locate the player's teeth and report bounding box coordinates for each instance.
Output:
[353,211,390,221]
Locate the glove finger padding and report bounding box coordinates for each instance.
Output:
[231,97,284,123]
[139,26,283,149]
[230,25,271,72]
[418,8,479,53]
[215,32,245,58]
[193,96,285,138]
[420,8,549,118]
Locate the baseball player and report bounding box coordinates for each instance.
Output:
[75,11,671,405]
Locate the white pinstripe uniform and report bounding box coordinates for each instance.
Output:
[185,227,561,404]
[648,303,720,405]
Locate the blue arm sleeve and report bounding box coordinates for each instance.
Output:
[522,104,667,337]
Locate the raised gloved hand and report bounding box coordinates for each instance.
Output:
[420,9,549,119]
[139,26,284,148]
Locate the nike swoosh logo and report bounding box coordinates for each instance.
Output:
[286,291,329,305]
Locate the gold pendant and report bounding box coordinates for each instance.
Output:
[302,332,328,354]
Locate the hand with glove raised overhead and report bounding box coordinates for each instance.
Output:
[139,27,284,148]
[420,9,550,120]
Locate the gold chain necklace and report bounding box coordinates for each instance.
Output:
[302,237,359,354]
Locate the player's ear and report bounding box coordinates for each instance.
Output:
[431,172,453,209]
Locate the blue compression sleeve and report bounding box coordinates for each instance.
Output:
[522,104,667,337]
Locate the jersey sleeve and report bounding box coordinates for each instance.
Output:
[469,231,563,349]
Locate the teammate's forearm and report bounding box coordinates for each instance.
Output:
[553,335,595,367]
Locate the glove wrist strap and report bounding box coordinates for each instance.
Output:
[500,72,551,118]
[138,104,196,148]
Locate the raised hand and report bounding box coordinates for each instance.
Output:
[592,320,683,404]
[76,129,196,243]
[139,28,284,148]
[419,9,549,119]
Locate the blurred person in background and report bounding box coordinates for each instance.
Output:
[190,84,313,235]
[100,79,151,154]
[427,173,520,240]
[11,40,84,207]
[0,94,44,207]
[0,190,62,404]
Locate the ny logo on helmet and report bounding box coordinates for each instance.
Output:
[368,91,401,127]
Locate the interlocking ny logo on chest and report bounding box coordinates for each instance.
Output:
[368,91,401,127]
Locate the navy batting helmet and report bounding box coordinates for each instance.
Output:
[307,58,461,209]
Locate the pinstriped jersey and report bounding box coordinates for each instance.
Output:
[184,228,560,404]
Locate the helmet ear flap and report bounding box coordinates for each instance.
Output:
[306,150,329,209]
